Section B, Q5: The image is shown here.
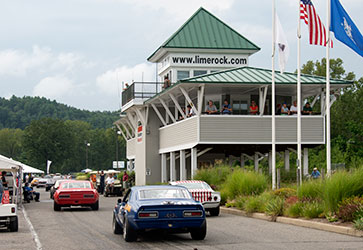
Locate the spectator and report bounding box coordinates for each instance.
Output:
[1,171,8,189]
[311,168,321,179]
[105,174,115,193]
[187,105,196,117]
[90,174,97,188]
[221,99,232,115]
[123,83,129,91]
[276,104,282,115]
[163,75,171,89]
[290,101,298,115]
[303,102,313,115]
[122,171,129,189]
[249,101,259,115]
[0,174,3,202]
[178,107,186,120]
[281,103,289,115]
[205,100,218,114]
[24,182,40,202]
[99,171,105,194]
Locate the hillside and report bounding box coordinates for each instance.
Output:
[0,96,119,129]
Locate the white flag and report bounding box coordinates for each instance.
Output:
[275,12,289,73]
[47,160,52,174]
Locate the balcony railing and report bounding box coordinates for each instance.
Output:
[122,82,164,106]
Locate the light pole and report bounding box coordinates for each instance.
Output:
[85,142,90,169]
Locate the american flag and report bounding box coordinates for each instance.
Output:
[300,0,333,47]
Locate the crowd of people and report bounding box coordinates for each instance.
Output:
[276,101,313,116]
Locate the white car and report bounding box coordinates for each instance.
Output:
[0,204,18,231]
[170,180,221,216]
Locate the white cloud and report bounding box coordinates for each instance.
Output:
[33,76,75,99]
[96,63,155,96]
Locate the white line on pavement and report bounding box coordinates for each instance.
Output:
[22,205,43,250]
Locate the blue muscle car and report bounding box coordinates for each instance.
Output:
[112,185,207,242]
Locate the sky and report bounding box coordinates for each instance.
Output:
[0,0,361,111]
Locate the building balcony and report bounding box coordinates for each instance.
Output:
[158,115,324,153]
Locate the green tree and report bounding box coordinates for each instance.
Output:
[0,128,24,159]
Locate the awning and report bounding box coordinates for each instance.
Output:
[21,164,44,174]
[0,154,21,172]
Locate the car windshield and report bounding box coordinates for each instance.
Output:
[139,189,191,199]
[176,182,211,190]
[61,182,91,189]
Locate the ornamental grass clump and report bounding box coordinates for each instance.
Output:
[323,168,363,213]
[285,201,304,218]
[194,165,232,189]
[223,169,268,199]
[301,201,325,219]
[297,180,324,200]
[265,197,285,219]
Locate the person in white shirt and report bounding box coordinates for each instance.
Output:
[105,174,115,193]
[290,101,298,115]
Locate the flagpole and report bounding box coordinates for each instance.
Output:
[271,0,276,190]
[326,0,331,176]
[297,0,302,185]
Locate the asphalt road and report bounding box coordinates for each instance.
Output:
[2,188,363,250]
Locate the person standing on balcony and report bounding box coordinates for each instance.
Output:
[281,103,289,115]
[187,105,195,117]
[249,101,259,115]
[303,102,313,115]
[163,75,171,89]
[205,100,218,114]
[290,101,298,115]
[221,99,232,115]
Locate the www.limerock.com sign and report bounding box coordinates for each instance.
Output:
[163,53,249,67]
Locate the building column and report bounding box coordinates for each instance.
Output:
[180,150,186,180]
[284,150,290,172]
[161,153,167,183]
[170,152,176,181]
[303,148,309,176]
[268,151,272,175]
[254,152,259,172]
[191,147,197,179]
[240,154,245,168]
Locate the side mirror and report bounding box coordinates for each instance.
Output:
[117,198,122,204]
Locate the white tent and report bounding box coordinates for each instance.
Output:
[21,164,44,174]
[0,154,21,171]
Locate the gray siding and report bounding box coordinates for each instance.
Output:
[126,138,136,159]
[200,116,324,143]
[159,116,198,152]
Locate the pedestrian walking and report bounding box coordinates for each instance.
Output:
[122,171,129,189]
[99,171,105,194]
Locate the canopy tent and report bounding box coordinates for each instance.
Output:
[0,154,21,171]
[81,168,93,173]
[21,164,44,174]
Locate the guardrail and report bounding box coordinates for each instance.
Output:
[121,82,163,106]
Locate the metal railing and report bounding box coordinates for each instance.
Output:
[121,82,163,106]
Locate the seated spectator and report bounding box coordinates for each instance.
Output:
[303,102,313,115]
[205,100,218,114]
[290,101,298,115]
[311,168,321,179]
[187,105,195,117]
[249,101,258,115]
[221,99,232,115]
[276,104,282,115]
[281,103,289,115]
[24,182,40,202]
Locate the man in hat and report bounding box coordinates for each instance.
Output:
[311,168,321,179]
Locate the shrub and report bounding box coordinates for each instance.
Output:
[223,169,268,199]
[235,196,248,210]
[354,217,363,231]
[285,202,304,218]
[302,201,325,219]
[245,196,265,213]
[220,188,229,205]
[273,188,296,199]
[285,196,299,206]
[265,197,285,218]
[194,165,232,189]
[297,180,324,200]
[323,168,363,213]
[337,196,363,222]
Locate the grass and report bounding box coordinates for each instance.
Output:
[302,201,325,219]
[297,180,324,200]
[284,202,304,218]
[194,165,232,189]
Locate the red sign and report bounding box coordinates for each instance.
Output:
[137,121,143,143]
[1,190,10,204]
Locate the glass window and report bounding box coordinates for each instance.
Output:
[177,71,190,80]
[139,189,191,199]
[193,70,207,77]
[61,181,91,189]
[176,182,211,190]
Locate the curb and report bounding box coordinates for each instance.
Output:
[220,207,363,238]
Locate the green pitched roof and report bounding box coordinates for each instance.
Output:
[148,7,260,60]
[180,66,352,85]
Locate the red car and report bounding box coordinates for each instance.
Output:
[53,180,99,211]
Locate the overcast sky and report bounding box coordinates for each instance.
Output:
[0,0,361,111]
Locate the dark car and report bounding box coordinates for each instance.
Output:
[112,185,207,242]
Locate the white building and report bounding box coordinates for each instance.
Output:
[115,8,351,185]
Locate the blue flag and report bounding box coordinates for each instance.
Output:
[330,0,363,57]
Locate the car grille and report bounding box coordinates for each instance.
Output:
[190,190,212,203]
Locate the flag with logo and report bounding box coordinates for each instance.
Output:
[330,0,363,57]
[47,160,52,174]
[300,0,333,47]
[275,12,289,73]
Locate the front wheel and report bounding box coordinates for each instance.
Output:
[190,220,207,240]
[54,201,61,211]
[209,206,220,216]
[113,214,123,234]
[9,216,18,232]
[123,217,137,242]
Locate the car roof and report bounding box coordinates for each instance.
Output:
[131,185,188,191]
[172,180,205,184]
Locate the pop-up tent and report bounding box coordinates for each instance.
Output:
[0,154,22,204]
[21,164,44,174]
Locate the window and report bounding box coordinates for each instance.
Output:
[193,70,207,77]
[139,189,191,199]
[177,71,190,80]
